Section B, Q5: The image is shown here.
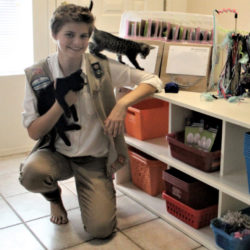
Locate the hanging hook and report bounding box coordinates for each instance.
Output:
[215,8,238,35]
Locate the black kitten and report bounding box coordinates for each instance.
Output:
[89,28,154,70]
[43,115,81,152]
[50,116,81,149]
[36,81,81,151]
[55,69,86,121]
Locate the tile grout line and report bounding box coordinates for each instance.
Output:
[59,218,158,249]
[118,191,206,249]
[0,193,48,250]
[192,247,206,250]
[60,238,94,250]
[118,193,205,249]
[1,191,204,250]
[116,186,164,216]
[118,217,162,250]
[1,158,204,250]
[118,229,145,250]
[118,217,159,231]
[0,190,30,199]
[0,222,23,230]
[0,206,81,228]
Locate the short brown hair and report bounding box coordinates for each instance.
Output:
[50,3,95,36]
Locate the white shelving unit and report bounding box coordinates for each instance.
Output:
[115,91,250,250]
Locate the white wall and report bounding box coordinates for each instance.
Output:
[186,0,250,33]
[0,75,35,155]
[167,0,250,33]
[167,0,187,12]
[0,0,53,156]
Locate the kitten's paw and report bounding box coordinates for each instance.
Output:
[138,67,144,71]
[96,53,107,59]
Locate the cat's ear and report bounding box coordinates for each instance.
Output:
[149,46,155,50]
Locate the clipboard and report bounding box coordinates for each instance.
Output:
[160,42,212,92]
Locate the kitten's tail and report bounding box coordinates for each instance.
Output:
[89,0,93,11]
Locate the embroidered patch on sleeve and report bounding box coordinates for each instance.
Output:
[32,68,44,75]
[31,77,51,91]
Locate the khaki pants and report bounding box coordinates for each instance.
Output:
[19,148,116,238]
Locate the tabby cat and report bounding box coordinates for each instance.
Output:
[89,28,154,70]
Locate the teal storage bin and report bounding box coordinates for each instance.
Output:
[211,222,250,250]
[210,207,250,250]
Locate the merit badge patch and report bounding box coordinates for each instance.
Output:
[91,62,103,78]
[31,76,51,91]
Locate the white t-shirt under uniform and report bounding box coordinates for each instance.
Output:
[22,53,163,158]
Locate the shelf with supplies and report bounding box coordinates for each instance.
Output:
[124,134,250,205]
[116,10,250,249]
[119,10,214,43]
[119,11,215,93]
[115,90,250,250]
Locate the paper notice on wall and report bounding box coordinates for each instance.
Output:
[166,46,210,76]
[123,45,159,73]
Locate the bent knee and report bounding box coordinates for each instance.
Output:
[19,161,54,193]
[85,219,116,239]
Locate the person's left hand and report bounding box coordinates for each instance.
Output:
[104,101,127,137]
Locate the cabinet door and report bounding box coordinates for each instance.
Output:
[56,0,164,33]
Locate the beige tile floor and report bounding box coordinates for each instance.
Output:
[0,153,209,250]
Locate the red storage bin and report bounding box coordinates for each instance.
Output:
[162,168,218,209]
[167,131,220,172]
[162,191,218,229]
[128,147,167,196]
[125,98,169,140]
